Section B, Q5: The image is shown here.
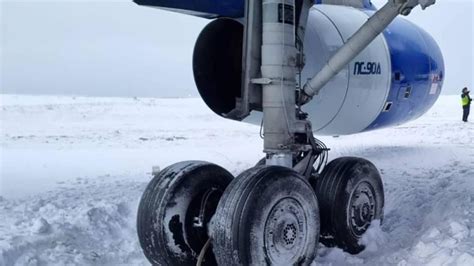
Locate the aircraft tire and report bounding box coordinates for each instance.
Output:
[211,166,320,265]
[313,157,384,254]
[137,161,233,266]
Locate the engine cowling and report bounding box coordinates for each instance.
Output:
[193,5,444,135]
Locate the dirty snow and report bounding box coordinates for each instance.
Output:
[1,94,473,265]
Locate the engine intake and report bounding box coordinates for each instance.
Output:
[193,18,243,116]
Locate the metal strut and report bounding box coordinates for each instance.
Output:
[261,0,296,167]
[259,0,314,167]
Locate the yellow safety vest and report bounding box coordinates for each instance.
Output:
[461,95,470,106]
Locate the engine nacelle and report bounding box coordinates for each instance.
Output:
[193,5,444,135]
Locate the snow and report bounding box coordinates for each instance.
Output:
[1,94,473,265]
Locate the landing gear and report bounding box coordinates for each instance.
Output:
[136,161,233,265]
[211,166,320,265]
[314,157,384,254]
[136,157,384,264]
[136,0,386,264]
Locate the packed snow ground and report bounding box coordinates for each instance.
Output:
[1,94,473,265]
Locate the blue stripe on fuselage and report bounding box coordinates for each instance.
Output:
[364,15,444,131]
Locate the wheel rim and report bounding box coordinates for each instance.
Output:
[264,198,308,264]
[348,181,376,237]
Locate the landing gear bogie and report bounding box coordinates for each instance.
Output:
[136,156,385,265]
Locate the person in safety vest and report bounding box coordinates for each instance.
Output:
[461,87,472,122]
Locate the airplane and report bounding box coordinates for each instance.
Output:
[132,0,443,265]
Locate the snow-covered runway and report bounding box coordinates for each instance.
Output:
[1,95,473,265]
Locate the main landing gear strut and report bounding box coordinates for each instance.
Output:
[135,0,397,264]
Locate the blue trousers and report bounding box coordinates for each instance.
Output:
[463,106,470,122]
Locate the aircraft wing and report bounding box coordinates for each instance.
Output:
[133,0,246,19]
[133,0,376,19]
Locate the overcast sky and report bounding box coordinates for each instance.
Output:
[1,0,473,97]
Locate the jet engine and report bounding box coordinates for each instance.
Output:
[193,4,444,135]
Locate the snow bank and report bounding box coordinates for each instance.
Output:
[0,176,147,265]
